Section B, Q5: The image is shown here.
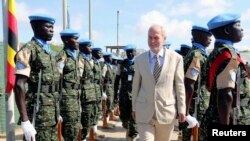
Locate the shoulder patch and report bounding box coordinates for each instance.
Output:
[230,69,236,82]
[16,61,26,70]
[191,68,199,76]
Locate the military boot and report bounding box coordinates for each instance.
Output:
[126,129,137,141]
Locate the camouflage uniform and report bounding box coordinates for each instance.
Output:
[92,58,103,123]
[15,38,60,141]
[114,59,138,138]
[180,44,210,141]
[200,42,250,140]
[79,53,98,140]
[102,62,116,117]
[56,48,81,141]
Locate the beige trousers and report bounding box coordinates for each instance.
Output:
[137,118,175,141]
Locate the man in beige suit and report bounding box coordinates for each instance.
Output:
[132,24,186,141]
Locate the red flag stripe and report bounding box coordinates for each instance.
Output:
[8,11,18,36]
[6,63,15,93]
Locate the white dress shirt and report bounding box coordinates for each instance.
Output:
[149,48,165,73]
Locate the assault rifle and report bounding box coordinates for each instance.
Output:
[32,70,42,127]
[233,68,241,125]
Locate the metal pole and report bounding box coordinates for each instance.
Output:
[116,10,119,55]
[3,0,15,140]
[63,0,68,29]
[89,0,92,40]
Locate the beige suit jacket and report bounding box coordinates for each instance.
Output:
[132,49,186,124]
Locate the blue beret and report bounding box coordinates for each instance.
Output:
[192,25,211,34]
[103,52,112,57]
[124,44,136,51]
[60,29,80,37]
[163,41,171,47]
[180,44,191,49]
[92,47,102,51]
[79,39,93,46]
[207,13,240,30]
[29,14,55,24]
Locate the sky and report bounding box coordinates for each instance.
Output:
[1,0,250,51]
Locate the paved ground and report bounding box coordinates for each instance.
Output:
[0,119,180,141]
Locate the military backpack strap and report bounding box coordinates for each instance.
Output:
[208,47,247,92]
[208,50,233,91]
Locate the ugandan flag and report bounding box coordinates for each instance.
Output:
[6,0,18,93]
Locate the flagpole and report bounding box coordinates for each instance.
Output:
[89,0,92,40]
[116,10,119,55]
[3,0,15,140]
[63,0,68,29]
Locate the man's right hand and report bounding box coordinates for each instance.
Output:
[185,115,199,128]
[21,120,37,141]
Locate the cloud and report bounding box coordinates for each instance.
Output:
[135,11,167,35]
[70,14,85,30]
[165,19,192,39]
[241,9,250,22]
[83,30,103,42]
[16,2,30,23]
[197,0,232,18]
[162,0,232,18]
[135,10,192,40]
[16,2,49,24]
[168,2,193,16]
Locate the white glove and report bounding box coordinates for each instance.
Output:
[102,92,107,100]
[21,120,37,141]
[58,115,63,122]
[185,115,199,128]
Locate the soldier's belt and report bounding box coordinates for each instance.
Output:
[63,82,80,89]
[30,84,58,93]
[82,101,97,104]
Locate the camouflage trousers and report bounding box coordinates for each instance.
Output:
[119,97,138,138]
[60,89,81,141]
[105,86,115,117]
[35,125,58,141]
[81,101,98,139]
[96,99,102,122]
[23,125,58,141]
[24,92,59,141]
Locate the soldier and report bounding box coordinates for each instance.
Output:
[111,54,119,67]
[175,49,181,55]
[111,55,123,117]
[78,39,97,141]
[180,25,212,141]
[114,44,138,140]
[91,47,105,139]
[180,44,191,57]
[56,29,81,141]
[14,14,60,141]
[201,13,250,140]
[102,53,118,126]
